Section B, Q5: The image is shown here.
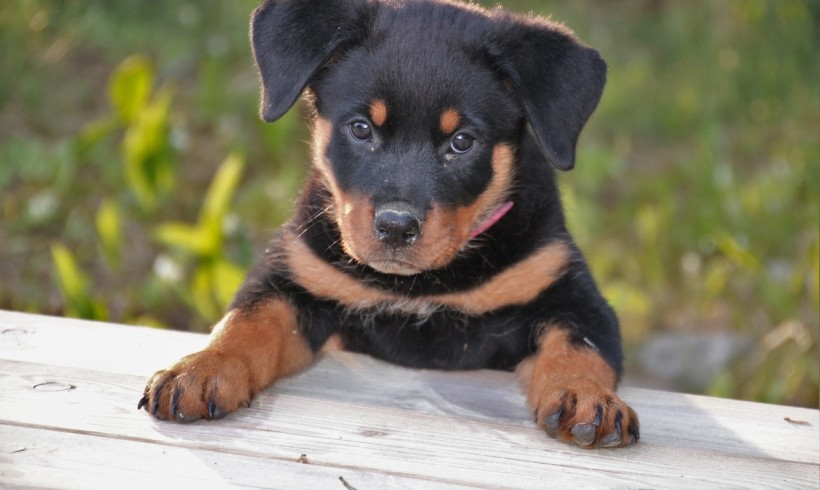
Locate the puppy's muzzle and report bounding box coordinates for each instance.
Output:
[373,203,421,248]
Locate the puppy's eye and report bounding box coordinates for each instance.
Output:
[349,120,373,141]
[450,133,475,153]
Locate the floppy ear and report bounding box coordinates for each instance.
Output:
[487,15,606,170]
[250,0,370,122]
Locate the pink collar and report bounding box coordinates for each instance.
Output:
[469,201,514,239]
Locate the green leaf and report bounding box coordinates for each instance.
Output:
[185,260,244,322]
[51,243,107,320]
[73,116,118,158]
[122,86,175,211]
[154,222,210,256]
[51,243,88,302]
[95,199,122,267]
[194,151,244,255]
[211,259,245,309]
[200,151,245,228]
[191,266,219,321]
[716,232,759,271]
[108,55,154,124]
[153,153,244,259]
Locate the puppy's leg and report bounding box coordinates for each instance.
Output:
[518,327,639,448]
[139,299,313,422]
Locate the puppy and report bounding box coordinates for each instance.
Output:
[139,0,639,448]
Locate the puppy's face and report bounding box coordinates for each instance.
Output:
[251,0,607,276]
[310,40,522,275]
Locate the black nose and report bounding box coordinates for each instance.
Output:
[373,207,421,248]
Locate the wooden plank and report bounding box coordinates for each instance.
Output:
[1,358,818,488]
[1,310,818,488]
[0,424,467,489]
[0,309,208,377]
[7,359,550,490]
[2,311,818,457]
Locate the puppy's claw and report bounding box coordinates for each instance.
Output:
[592,404,603,427]
[599,431,622,448]
[599,423,622,448]
[598,410,623,448]
[171,388,181,418]
[628,423,640,443]
[176,412,200,424]
[209,401,228,421]
[544,406,564,437]
[571,423,597,446]
[533,376,639,449]
[571,404,602,446]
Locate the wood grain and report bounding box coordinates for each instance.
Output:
[0,310,818,489]
[1,425,463,490]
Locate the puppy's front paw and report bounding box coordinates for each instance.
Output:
[138,350,253,423]
[534,378,639,448]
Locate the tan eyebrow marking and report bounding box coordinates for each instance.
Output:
[370,99,388,127]
[440,108,461,134]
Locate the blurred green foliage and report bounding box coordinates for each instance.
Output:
[0,0,817,407]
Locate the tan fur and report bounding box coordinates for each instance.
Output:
[313,119,378,268]
[210,300,314,380]
[370,99,388,126]
[335,191,377,266]
[439,108,461,134]
[286,231,570,315]
[312,118,339,193]
[144,300,313,421]
[286,234,395,309]
[451,143,515,240]
[518,328,638,447]
[321,334,346,352]
[436,242,571,313]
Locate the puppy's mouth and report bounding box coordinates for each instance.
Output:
[362,201,514,276]
[367,259,423,276]
[335,190,515,276]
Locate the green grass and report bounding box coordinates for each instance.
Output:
[0,0,817,407]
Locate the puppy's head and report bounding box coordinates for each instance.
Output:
[251,0,605,276]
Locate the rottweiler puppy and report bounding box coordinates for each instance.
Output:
[139,0,640,448]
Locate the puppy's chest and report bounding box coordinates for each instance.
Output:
[330,306,534,370]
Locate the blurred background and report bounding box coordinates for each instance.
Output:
[0,0,817,407]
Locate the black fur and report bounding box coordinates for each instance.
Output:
[239,0,622,375]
